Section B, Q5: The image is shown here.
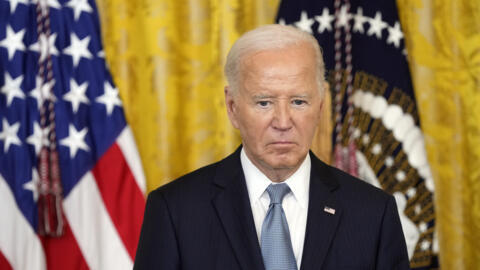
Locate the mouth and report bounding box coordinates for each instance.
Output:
[269,141,296,146]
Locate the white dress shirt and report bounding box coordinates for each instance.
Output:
[241,149,310,268]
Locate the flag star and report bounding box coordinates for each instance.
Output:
[65,0,93,21]
[315,8,334,33]
[60,124,89,158]
[1,72,25,106]
[26,122,49,155]
[29,33,59,62]
[278,18,286,25]
[0,118,21,152]
[353,7,368,33]
[386,22,404,48]
[294,11,314,34]
[64,79,90,113]
[63,33,92,67]
[367,12,388,39]
[23,169,40,202]
[29,77,56,109]
[29,77,43,106]
[7,0,28,13]
[0,25,26,60]
[336,5,351,29]
[96,81,122,115]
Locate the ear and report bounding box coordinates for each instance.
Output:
[225,86,240,129]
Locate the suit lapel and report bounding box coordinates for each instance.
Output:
[212,148,264,270]
[300,154,342,270]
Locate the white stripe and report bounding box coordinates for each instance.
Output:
[0,174,46,270]
[64,172,133,270]
[117,126,146,194]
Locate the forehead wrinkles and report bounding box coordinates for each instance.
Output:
[242,65,315,91]
[236,45,319,97]
[243,55,312,78]
[242,49,315,77]
[257,67,307,78]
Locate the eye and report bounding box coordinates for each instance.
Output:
[257,100,271,107]
[292,99,307,106]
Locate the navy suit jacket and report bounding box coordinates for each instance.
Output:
[134,147,410,270]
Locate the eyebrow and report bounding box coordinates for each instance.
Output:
[252,94,310,99]
[253,94,275,99]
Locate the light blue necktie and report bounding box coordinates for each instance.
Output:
[261,183,298,270]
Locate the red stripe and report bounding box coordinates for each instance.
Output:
[92,143,146,260]
[39,216,89,270]
[0,250,13,270]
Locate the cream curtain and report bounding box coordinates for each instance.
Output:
[96,0,280,192]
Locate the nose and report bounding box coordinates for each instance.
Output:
[272,101,293,131]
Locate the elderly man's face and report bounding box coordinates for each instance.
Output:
[225,42,323,180]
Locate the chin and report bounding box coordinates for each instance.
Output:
[265,156,301,170]
[270,146,310,166]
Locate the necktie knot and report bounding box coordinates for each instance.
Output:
[266,183,290,205]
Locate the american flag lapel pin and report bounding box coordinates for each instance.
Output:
[324,206,336,215]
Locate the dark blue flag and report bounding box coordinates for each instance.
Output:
[277,0,438,268]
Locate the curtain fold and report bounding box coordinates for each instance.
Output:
[397,0,480,268]
[95,0,281,192]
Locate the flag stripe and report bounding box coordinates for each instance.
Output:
[0,249,13,270]
[0,175,46,270]
[117,127,147,194]
[64,172,133,270]
[39,219,89,270]
[92,140,145,259]
[1,1,146,269]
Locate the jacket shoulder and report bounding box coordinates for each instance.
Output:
[149,160,220,200]
[151,147,242,197]
[312,155,392,206]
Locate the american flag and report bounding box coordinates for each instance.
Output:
[0,0,146,269]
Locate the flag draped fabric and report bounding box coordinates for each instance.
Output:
[277,0,438,268]
[397,0,480,269]
[0,0,146,269]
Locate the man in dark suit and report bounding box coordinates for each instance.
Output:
[134,24,410,270]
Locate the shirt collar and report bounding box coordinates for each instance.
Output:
[241,148,310,209]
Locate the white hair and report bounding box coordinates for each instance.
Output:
[224,24,326,94]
